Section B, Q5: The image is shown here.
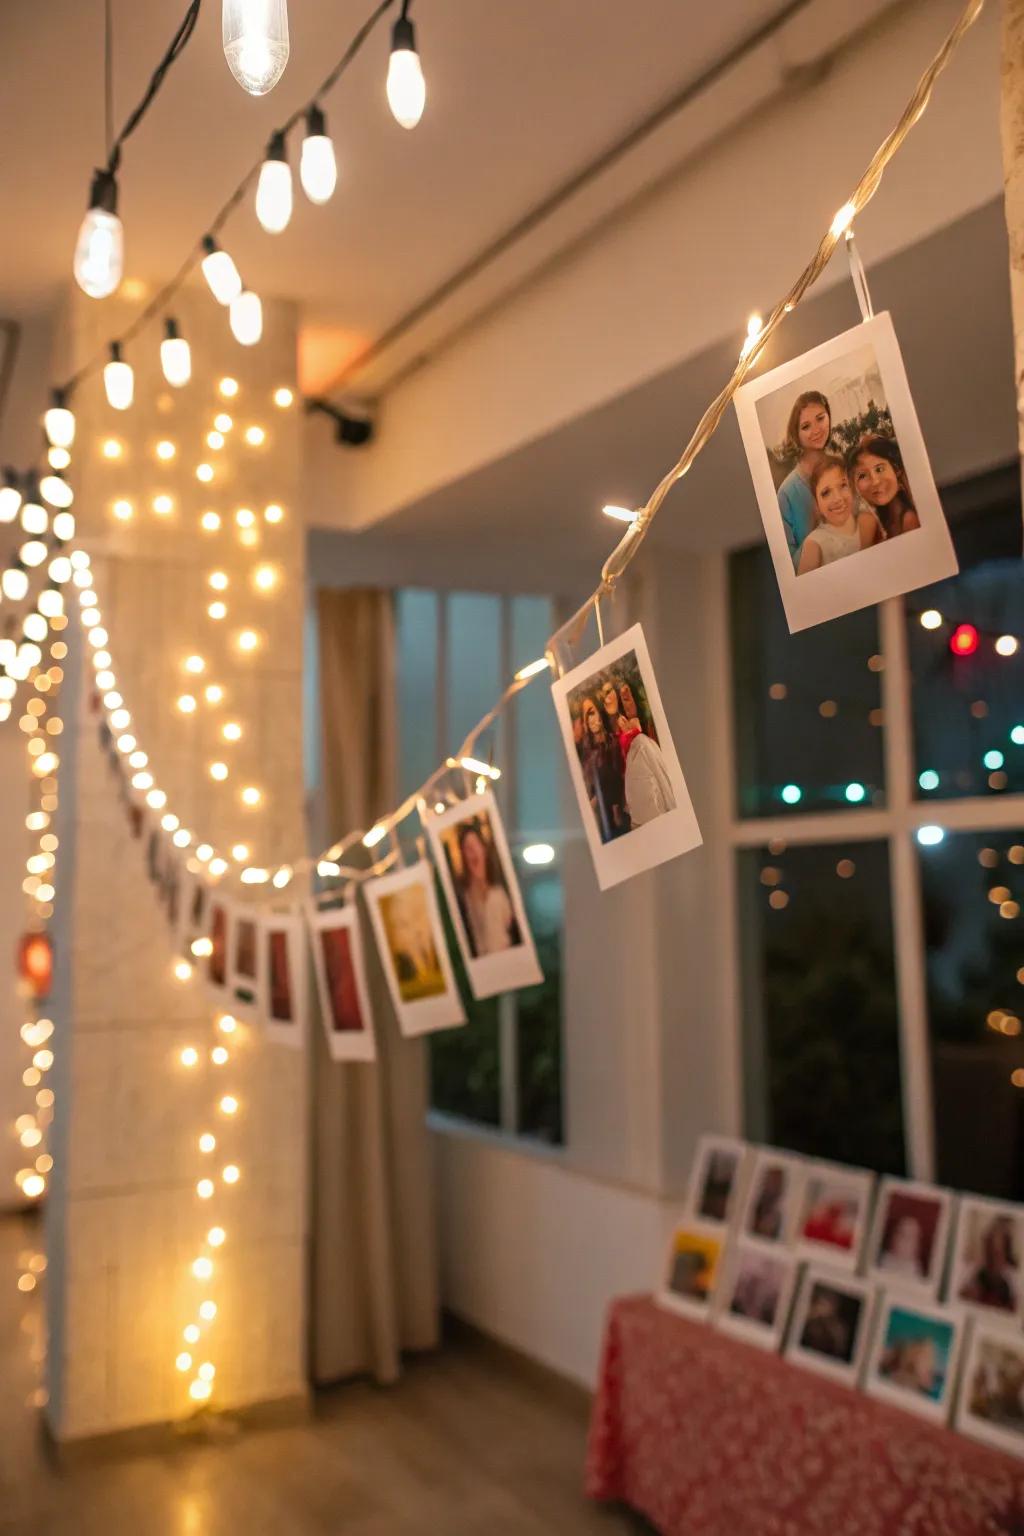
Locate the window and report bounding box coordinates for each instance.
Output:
[731,473,1024,1198]
[396,589,564,1144]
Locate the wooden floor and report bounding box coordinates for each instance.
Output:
[0,1213,648,1536]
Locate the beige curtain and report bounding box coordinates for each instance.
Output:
[311,588,439,1385]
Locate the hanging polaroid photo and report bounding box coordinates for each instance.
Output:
[737,1149,805,1247]
[363,861,465,1037]
[733,312,957,633]
[948,1195,1024,1325]
[714,1242,798,1351]
[683,1135,750,1227]
[794,1160,876,1272]
[425,790,542,1000]
[307,903,375,1062]
[258,909,308,1050]
[784,1267,875,1389]
[176,872,208,963]
[228,904,261,1022]
[204,894,232,1002]
[866,1176,955,1299]
[955,1318,1024,1459]
[657,1220,727,1322]
[865,1294,962,1425]
[551,622,702,891]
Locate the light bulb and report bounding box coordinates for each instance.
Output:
[73,170,123,299]
[161,319,192,387]
[40,475,73,509]
[38,588,63,620]
[53,511,75,542]
[20,541,47,568]
[0,473,21,524]
[387,10,426,130]
[44,390,76,449]
[255,132,292,233]
[104,343,134,411]
[201,237,242,306]
[48,446,71,469]
[223,0,289,96]
[20,502,48,536]
[230,290,263,346]
[300,104,337,203]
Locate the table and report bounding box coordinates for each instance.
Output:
[585,1295,1024,1535]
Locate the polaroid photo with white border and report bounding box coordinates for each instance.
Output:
[733,312,957,633]
[257,908,309,1050]
[204,894,233,1004]
[866,1176,955,1299]
[794,1160,876,1273]
[737,1149,806,1248]
[683,1135,750,1228]
[948,1194,1024,1327]
[865,1292,963,1425]
[228,904,261,1023]
[955,1316,1024,1459]
[306,902,375,1062]
[175,870,208,964]
[657,1219,728,1322]
[550,622,702,891]
[784,1266,876,1389]
[714,1241,799,1351]
[363,860,465,1037]
[425,790,542,1000]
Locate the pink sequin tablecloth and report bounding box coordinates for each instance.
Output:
[585,1295,1024,1535]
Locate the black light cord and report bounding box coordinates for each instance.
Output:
[105,0,202,177]
[62,0,397,397]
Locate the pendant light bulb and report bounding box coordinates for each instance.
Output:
[3,567,28,603]
[40,474,73,509]
[48,446,71,470]
[104,342,134,411]
[223,0,289,96]
[20,502,48,537]
[73,169,124,298]
[161,319,192,387]
[201,237,243,306]
[255,132,292,233]
[0,471,21,525]
[387,8,426,130]
[44,389,76,449]
[300,105,337,204]
[229,290,263,346]
[38,587,64,621]
[52,511,76,543]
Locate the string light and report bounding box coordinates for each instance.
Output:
[300,105,337,203]
[229,290,263,347]
[161,320,192,387]
[223,0,289,96]
[73,170,123,299]
[387,1,426,129]
[201,238,243,306]
[602,504,638,524]
[43,391,76,450]
[104,343,134,411]
[0,471,22,523]
[256,132,293,233]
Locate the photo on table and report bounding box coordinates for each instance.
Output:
[551,622,702,891]
[684,1135,749,1227]
[955,1320,1024,1459]
[363,861,465,1037]
[229,905,261,1021]
[784,1268,875,1388]
[258,909,308,1050]
[949,1196,1024,1324]
[657,1221,726,1321]
[306,903,375,1062]
[865,1295,962,1424]
[794,1161,875,1271]
[738,1149,805,1246]
[426,790,542,1000]
[714,1242,798,1351]
[733,312,957,633]
[866,1177,954,1298]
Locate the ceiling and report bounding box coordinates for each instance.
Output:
[0,0,797,394]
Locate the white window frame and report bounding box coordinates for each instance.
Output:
[723,595,1024,1182]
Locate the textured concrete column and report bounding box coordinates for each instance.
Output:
[1002,0,1024,501]
[45,284,307,1438]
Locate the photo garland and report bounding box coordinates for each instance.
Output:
[363,860,465,1037]
[306,902,376,1062]
[228,904,262,1023]
[425,789,542,1000]
[258,909,308,1050]
[204,894,233,1004]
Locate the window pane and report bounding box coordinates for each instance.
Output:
[909,558,1024,802]
[447,593,501,754]
[921,829,1024,1199]
[739,839,905,1173]
[512,596,559,839]
[429,891,501,1127]
[731,546,885,818]
[396,590,438,798]
[515,873,563,1144]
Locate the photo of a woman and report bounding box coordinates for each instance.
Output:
[579,694,627,841]
[954,1203,1023,1317]
[776,390,832,570]
[847,432,919,539]
[441,814,521,959]
[600,676,676,830]
[795,456,883,574]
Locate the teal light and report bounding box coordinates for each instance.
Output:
[845,782,866,804]
[918,769,939,792]
[917,824,945,847]
[984,749,1005,771]
[781,784,802,806]
[1012,725,1024,746]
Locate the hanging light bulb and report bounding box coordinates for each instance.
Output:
[300,104,337,204]
[43,389,75,450]
[48,446,71,470]
[20,500,48,536]
[230,290,263,346]
[104,343,134,411]
[3,567,28,602]
[387,2,426,130]
[20,542,48,568]
[161,319,192,387]
[39,474,73,509]
[223,0,289,96]
[38,587,64,620]
[52,511,76,542]
[0,470,23,524]
[255,132,292,233]
[73,169,123,299]
[201,236,243,306]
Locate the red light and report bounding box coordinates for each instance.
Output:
[18,933,53,999]
[950,623,979,657]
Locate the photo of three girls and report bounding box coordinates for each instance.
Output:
[567,653,676,845]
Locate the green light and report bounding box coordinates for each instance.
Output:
[845,782,866,804]
[1012,725,1024,746]
[781,784,802,805]
[918,769,939,791]
[984,749,1005,771]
